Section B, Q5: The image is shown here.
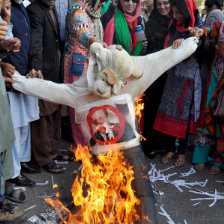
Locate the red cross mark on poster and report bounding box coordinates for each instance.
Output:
[87,105,125,145]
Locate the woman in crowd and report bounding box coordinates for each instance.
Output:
[153,0,202,167]
[104,0,147,55]
[192,22,224,174]
[63,0,106,146]
[204,0,223,23]
[193,0,224,172]
[142,0,173,158]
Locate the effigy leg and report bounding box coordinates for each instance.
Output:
[123,146,157,224]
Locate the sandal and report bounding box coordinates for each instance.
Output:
[161,152,175,164]
[194,163,205,171]
[5,185,26,203]
[54,149,75,161]
[174,155,185,167]
[209,166,221,175]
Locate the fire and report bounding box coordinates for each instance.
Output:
[46,145,142,223]
[135,95,145,140]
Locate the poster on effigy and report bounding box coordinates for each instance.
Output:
[75,94,140,154]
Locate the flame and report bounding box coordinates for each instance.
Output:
[135,95,145,140]
[46,145,145,223]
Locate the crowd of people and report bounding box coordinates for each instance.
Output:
[0,0,224,222]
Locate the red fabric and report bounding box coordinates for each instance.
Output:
[153,112,195,139]
[164,0,198,48]
[176,79,194,116]
[131,20,138,48]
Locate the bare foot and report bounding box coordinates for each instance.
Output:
[209,166,221,175]
[174,154,185,167]
[161,152,175,165]
[194,163,205,171]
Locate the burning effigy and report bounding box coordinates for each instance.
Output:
[11,37,198,223]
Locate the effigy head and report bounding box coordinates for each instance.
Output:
[90,42,143,98]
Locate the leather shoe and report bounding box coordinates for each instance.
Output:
[21,162,42,174]
[8,174,36,187]
[43,161,66,174]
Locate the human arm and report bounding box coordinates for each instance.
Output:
[69,8,106,49]
[189,22,223,39]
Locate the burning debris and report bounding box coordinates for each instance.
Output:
[28,208,59,224]
[45,145,151,224]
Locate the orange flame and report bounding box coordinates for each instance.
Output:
[46,145,144,223]
[135,95,145,140]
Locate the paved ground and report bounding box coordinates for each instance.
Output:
[8,141,224,224]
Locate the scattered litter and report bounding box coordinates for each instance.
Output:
[54,160,69,165]
[148,163,208,192]
[152,184,164,196]
[14,187,26,191]
[193,202,201,206]
[190,188,224,207]
[158,205,189,224]
[36,181,49,186]
[158,205,175,224]
[216,180,224,184]
[160,166,175,173]
[179,166,196,177]
[24,205,37,212]
[51,176,54,188]
[37,195,54,198]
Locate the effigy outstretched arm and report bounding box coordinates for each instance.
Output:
[122,37,199,100]
[12,37,198,106]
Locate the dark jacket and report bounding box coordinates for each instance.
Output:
[4,1,30,75]
[27,0,63,83]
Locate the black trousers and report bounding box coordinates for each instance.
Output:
[123,146,158,224]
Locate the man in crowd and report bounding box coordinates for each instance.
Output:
[0,0,24,221]
[2,0,40,188]
[27,0,66,173]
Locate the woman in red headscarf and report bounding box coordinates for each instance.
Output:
[104,0,147,55]
[153,0,203,167]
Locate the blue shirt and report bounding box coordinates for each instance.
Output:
[55,0,69,42]
[5,2,30,75]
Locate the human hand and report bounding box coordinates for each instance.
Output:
[91,38,108,48]
[27,69,43,79]
[1,38,21,52]
[3,75,15,89]
[1,62,15,77]
[189,27,204,38]
[142,38,148,47]
[0,20,8,41]
[172,38,184,49]
[1,0,11,24]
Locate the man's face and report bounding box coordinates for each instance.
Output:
[41,0,55,7]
